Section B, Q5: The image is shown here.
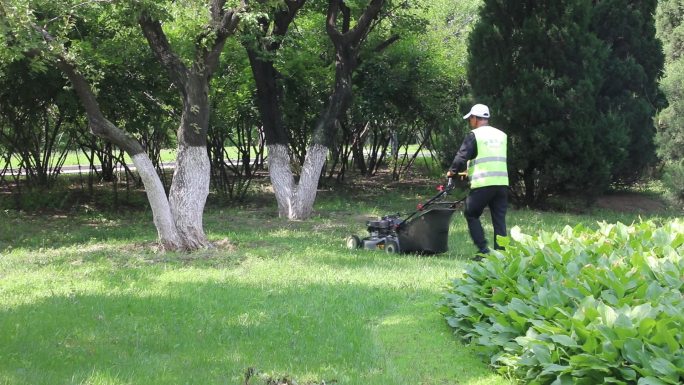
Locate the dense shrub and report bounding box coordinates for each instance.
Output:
[661,160,684,207]
[656,1,684,206]
[442,219,684,385]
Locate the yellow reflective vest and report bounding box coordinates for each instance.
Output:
[468,126,508,189]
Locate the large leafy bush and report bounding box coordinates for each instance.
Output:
[442,219,684,384]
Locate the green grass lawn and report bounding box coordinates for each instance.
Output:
[0,185,677,385]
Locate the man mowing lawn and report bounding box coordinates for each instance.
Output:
[447,103,509,261]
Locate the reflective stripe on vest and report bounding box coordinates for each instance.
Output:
[468,126,508,188]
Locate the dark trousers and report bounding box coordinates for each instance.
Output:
[464,185,508,252]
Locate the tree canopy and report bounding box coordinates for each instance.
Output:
[0,0,676,219]
[467,0,664,206]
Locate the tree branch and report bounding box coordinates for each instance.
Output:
[326,0,344,44]
[54,57,145,155]
[273,0,307,40]
[327,0,385,47]
[374,34,399,52]
[202,0,245,77]
[139,13,189,89]
[210,0,227,23]
[30,23,145,155]
[347,0,384,44]
[341,1,351,33]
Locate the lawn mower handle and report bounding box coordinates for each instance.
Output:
[397,178,460,227]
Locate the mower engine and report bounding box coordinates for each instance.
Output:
[344,214,403,253]
[366,214,402,238]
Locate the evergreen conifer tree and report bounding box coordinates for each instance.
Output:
[467,0,610,205]
[591,0,666,185]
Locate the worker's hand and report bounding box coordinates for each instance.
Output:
[446,170,455,178]
[458,171,468,179]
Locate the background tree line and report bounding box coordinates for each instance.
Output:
[0,0,682,249]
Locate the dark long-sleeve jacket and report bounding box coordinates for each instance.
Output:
[449,132,477,174]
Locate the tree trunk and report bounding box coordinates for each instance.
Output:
[29,1,243,251]
[267,58,349,220]
[268,143,328,219]
[245,0,384,220]
[162,68,212,248]
[131,153,184,250]
[268,0,384,220]
[169,144,210,248]
[138,4,242,249]
[291,144,328,219]
[52,56,186,250]
[247,51,289,145]
[268,143,296,217]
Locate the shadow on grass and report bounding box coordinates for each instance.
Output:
[0,211,157,251]
[0,270,505,385]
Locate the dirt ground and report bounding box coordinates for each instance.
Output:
[594,192,671,214]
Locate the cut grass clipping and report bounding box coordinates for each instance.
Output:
[442,219,684,385]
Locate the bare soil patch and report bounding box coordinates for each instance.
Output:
[594,192,668,213]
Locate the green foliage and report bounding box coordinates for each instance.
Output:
[351,0,475,170]
[276,6,331,159]
[0,58,81,187]
[661,159,684,206]
[442,219,684,385]
[468,0,664,205]
[591,0,665,185]
[656,0,684,204]
[468,0,612,205]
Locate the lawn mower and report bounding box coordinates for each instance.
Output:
[346,178,467,254]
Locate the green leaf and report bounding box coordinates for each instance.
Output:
[614,315,637,341]
[650,357,679,380]
[530,342,552,364]
[550,374,573,385]
[597,302,618,327]
[508,297,536,318]
[599,340,619,362]
[603,377,628,385]
[569,353,611,372]
[581,335,598,354]
[637,376,668,385]
[652,321,680,352]
[652,228,671,248]
[540,363,571,376]
[622,338,646,365]
[617,367,637,381]
[630,303,654,322]
[549,334,579,348]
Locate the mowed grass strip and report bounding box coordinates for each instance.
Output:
[0,187,674,385]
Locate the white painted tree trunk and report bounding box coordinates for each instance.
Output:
[268,143,328,220]
[169,145,210,249]
[291,144,328,219]
[130,153,183,250]
[268,144,296,217]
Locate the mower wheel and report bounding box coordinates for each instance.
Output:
[385,240,399,254]
[346,235,362,249]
